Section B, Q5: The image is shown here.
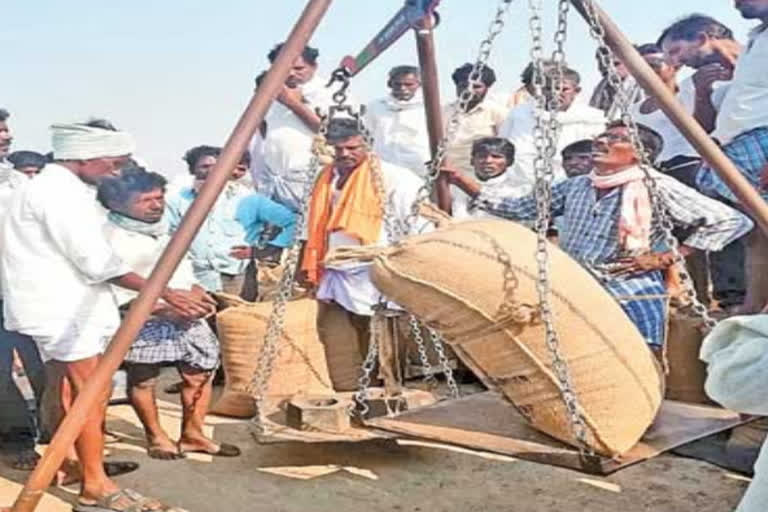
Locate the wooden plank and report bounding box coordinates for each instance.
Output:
[366,391,753,475]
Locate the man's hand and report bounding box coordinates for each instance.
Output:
[277,85,304,107]
[710,38,742,70]
[609,251,677,277]
[759,163,768,191]
[161,288,217,320]
[439,162,462,185]
[229,245,253,260]
[692,63,733,93]
[440,163,481,199]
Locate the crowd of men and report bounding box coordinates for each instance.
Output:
[2,2,768,511]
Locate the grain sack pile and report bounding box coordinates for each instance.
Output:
[210,298,333,418]
[368,219,664,456]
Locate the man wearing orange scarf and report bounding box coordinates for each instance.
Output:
[302,118,425,391]
[445,121,752,347]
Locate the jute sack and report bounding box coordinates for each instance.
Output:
[210,298,333,418]
[665,312,712,405]
[367,219,664,457]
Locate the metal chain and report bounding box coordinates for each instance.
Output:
[350,106,413,411]
[427,328,460,399]
[248,87,345,433]
[352,312,382,418]
[409,314,438,387]
[580,0,716,330]
[400,0,516,235]
[528,0,594,454]
[352,0,515,414]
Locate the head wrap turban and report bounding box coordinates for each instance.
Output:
[51,123,135,160]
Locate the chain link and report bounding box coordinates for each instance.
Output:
[579,0,717,330]
[400,0,516,235]
[409,314,438,387]
[528,0,595,454]
[353,0,515,414]
[352,313,381,418]
[248,86,346,433]
[427,328,460,399]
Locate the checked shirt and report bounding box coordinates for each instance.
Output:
[476,168,753,345]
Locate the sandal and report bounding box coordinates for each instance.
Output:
[59,461,139,487]
[74,488,187,512]
[11,449,40,471]
[163,382,182,394]
[179,442,240,457]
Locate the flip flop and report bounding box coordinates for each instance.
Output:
[59,461,139,487]
[74,488,188,512]
[163,382,183,394]
[11,449,40,471]
[179,442,240,457]
[104,461,140,477]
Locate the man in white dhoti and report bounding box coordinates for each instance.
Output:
[99,167,239,461]
[1,122,213,512]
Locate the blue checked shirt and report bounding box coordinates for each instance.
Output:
[477,167,753,345]
[166,185,297,291]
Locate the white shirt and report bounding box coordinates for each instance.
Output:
[365,91,431,176]
[261,75,336,210]
[1,164,130,338]
[712,26,768,145]
[630,78,729,162]
[700,315,768,512]
[0,167,32,298]
[466,171,523,220]
[103,223,198,306]
[443,99,509,218]
[248,132,270,191]
[498,100,606,192]
[316,160,426,316]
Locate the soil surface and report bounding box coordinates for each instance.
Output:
[0,370,751,512]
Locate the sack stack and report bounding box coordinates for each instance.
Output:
[210,298,333,418]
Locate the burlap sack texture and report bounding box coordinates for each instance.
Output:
[369,219,664,457]
[210,298,333,418]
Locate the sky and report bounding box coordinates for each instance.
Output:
[2,1,755,178]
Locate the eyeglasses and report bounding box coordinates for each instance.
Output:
[594,133,631,144]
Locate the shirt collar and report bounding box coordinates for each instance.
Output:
[384,90,424,110]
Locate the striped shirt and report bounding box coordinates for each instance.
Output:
[477,167,753,345]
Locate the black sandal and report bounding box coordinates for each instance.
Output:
[179,442,240,457]
[11,449,40,471]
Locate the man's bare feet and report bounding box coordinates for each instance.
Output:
[147,434,184,461]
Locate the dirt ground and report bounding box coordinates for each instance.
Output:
[0,370,752,512]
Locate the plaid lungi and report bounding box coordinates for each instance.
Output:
[125,319,219,370]
[600,271,668,347]
[696,127,768,203]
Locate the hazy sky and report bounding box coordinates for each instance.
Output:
[3,1,755,178]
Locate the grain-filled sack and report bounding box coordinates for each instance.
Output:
[369,219,664,456]
[210,299,333,418]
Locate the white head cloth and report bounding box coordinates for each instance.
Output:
[51,123,135,160]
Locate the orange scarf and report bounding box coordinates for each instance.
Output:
[301,157,383,284]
